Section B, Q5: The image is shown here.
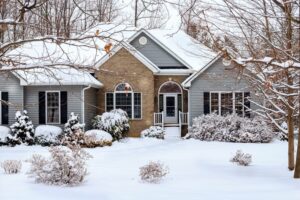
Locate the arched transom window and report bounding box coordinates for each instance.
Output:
[105,83,141,119]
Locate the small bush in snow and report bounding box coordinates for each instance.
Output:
[0,126,11,146]
[27,145,92,186]
[139,161,169,183]
[141,126,165,139]
[186,113,274,143]
[61,129,86,147]
[230,150,252,166]
[92,109,130,140]
[64,112,84,135]
[1,160,22,174]
[84,130,112,148]
[9,110,34,145]
[34,125,62,146]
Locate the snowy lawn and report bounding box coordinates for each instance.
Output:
[0,138,299,200]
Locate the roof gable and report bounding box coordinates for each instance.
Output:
[95,42,160,74]
[129,32,188,69]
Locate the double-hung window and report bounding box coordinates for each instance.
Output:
[46,91,60,124]
[106,83,142,119]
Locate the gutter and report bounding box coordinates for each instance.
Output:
[81,85,92,130]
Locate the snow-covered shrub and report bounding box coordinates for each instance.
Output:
[64,112,84,134]
[1,160,22,174]
[0,126,11,145]
[84,130,112,148]
[139,161,169,183]
[92,109,130,140]
[230,150,252,166]
[141,126,165,139]
[27,146,92,186]
[9,110,34,145]
[61,129,86,147]
[34,125,62,146]
[186,113,274,143]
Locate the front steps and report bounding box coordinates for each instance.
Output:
[164,126,181,139]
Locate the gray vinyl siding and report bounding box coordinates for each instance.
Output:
[130,33,186,68]
[84,88,98,130]
[24,85,84,129]
[0,73,24,125]
[188,58,258,125]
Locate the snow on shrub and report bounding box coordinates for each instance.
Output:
[186,113,274,143]
[230,150,252,166]
[139,161,169,183]
[141,126,165,139]
[1,160,22,174]
[27,146,92,186]
[84,130,112,148]
[9,110,34,145]
[0,126,11,145]
[34,125,62,146]
[92,109,130,140]
[64,112,84,134]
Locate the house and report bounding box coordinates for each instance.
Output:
[0,24,255,137]
[95,28,255,136]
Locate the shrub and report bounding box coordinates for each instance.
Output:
[27,146,92,186]
[34,125,62,146]
[139,161,169,183]
[64,112,84,135]
[1,160,22,174]
[141,126,165,139]
[61,129,86,146]
[0,126,11,146]
[10,110,34,145]
[186,113,274,143]
[92,109,130,140]
[230,150,252,166]
[84,130,113,148]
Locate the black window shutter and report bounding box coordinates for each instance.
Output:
[60,91,68,124]
[1,92,9,124]
[159,94,163,112]
[39,92,46,124]
[203,92,210,115]
[177,94,182,112]
[244,92,251,117]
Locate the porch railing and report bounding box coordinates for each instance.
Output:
[179,111,189,125]
[154,112,164,128]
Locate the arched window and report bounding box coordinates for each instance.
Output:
[105,83,141,119]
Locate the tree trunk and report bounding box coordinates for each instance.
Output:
[294,103,300,177]
[134,0,138,27]
[288,113,295,170]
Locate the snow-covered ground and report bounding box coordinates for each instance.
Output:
[0,138,299,200]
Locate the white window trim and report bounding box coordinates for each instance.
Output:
[157,81,183,113]
[105,83,142,120]
[209,91,245,117]
[46,91,61,125]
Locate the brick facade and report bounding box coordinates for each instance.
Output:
[96,48,190,137]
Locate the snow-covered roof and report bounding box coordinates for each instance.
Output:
[14,67,102,88]
[97,28,217,72]
[145,29,217,71]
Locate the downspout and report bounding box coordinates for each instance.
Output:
[182,86,190,127]
[82,85,92,130]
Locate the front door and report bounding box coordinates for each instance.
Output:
[164,94,177,124]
